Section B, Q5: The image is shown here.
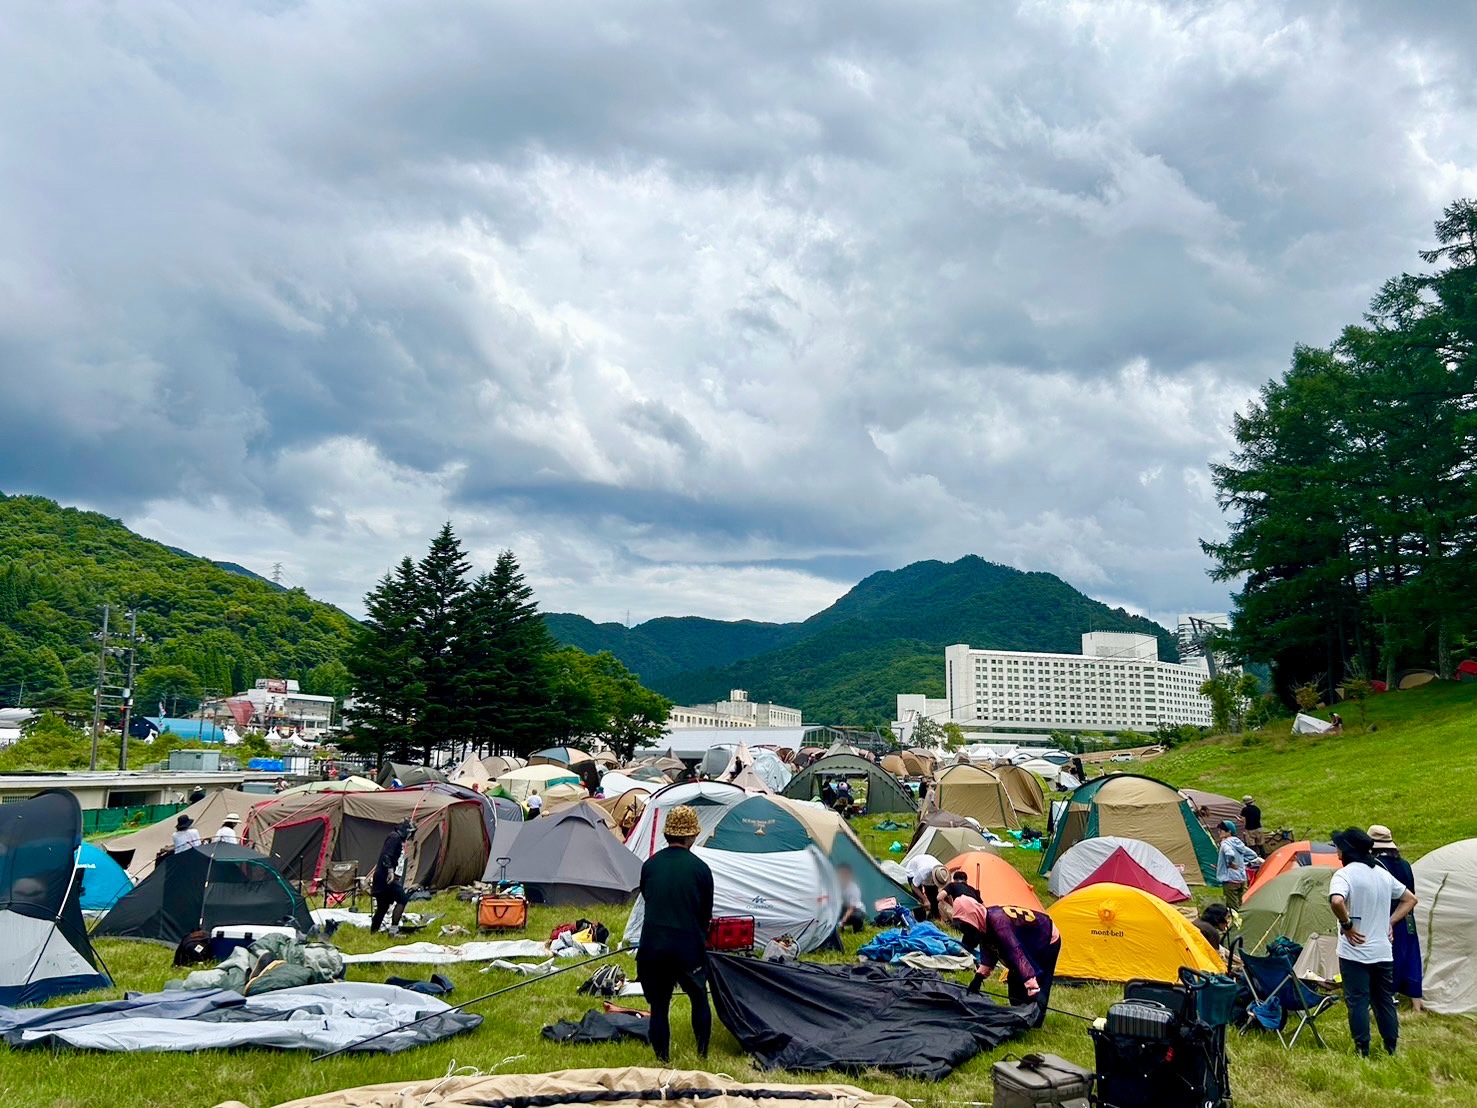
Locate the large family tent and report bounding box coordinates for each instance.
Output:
[480,754,526,779]
[701,744,776,794]
[1415,838,1477,1015]
[705,796,918,913]
[945,851,1043,911]
[1053,883,1224,982]
[784,754,918,814]
[0,790,111,1005]
[1236,867,1337,954]
[76,842,132,911]
[1040,774,1218,886]
[503,802,641,906]
[496,763,584,803]
[1046,836,1191,903]
[1248,840,1341,892]
[280,776,382,796]
[625,843,843,954]
[1180,789,1243,835]
[94,843,311,944]
[103,788,260,880]
[995,764,1047,819]
[626,781,749,861]
[931,764,1020,830]
[243,789,489,889]
[904,824,993,867]
[377,762,446,788]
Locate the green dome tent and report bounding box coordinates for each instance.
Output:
[1235,865,1338,954]
[783,754,918,815]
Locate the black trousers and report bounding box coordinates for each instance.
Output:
[1341,958,1399,1054]
[370,881,407,932]
[637,950,711,1062]
[1004,938,1060,1029]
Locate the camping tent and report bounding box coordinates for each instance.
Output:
[944,851,1043,911]
[530,746,593,766]
[496,763,583,803]
[451,753,492,786]
[103,788,261,880]
[1248,840,1341,892]
[76,842,133,911]
[932,764,1021,830]
[377,763,447,788]
[480,796,525,878]
[904,825,993,868]
[94,843,311,943]
[880,754,909,777]
[1414,838,1477,1015]
[1291,713,1334,735]
[1053,883,1224,982]
[503,802,642,906]
[626,781,751,861]
[1396,668,1437,690]
[995,764,1047,819]
[1039,774,1219,886]
[1457,659,1477,683]
[747,748,793,793]
[1047,836,1191,902]
[625,842,843,954]
[243,789,489,889]
[705,796,919,913]
[783,754,918,814]
[1237,866,1338,954]
[701,744,777,794]
[279,775,382,796]
[1180,789,1243,836]
[480,755,526,779]
[0,790,111,1005]
[597,789,649,835]
[599,771,655,799]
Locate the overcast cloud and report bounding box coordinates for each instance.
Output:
[3,1,1476,627]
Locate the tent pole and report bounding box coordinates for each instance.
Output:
[310,946,627,1062]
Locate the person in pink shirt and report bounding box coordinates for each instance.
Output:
[944,890,1061,1028]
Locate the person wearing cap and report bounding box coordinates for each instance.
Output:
[1214,820,1259,909]
[370,819,417,935]
[171,814,202,853]
[636,804,714,1063]
[1330,827,1417,1056]
[902,853,949,920]
[213,813,241,845]
[1240,795,1265,855]
[1369,824,1423,1014]
[943,887,1061,1029]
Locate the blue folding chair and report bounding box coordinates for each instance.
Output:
[1231,937,1341,1048]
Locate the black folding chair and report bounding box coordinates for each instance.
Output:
[1232,937,1341,1048]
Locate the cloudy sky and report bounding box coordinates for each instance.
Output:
[3,2,1475,627]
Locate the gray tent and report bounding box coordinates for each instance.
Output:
[502,802,641,906]
[377,762,447,788]
[784,753,919,814]
[481,796,525,881]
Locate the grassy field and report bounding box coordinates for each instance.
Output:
[7,686,1477,1107]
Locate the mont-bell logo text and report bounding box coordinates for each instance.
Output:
[1091,928,1126,938]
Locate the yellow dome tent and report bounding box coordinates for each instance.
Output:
[1053,882,1224,982]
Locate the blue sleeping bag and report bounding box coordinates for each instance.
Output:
[857,922,967,963]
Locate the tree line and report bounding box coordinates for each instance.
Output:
[1205,200,1477,701]
[344,524,670,765]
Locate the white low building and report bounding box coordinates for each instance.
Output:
[894,632,1213,740]
[227,679,336,736]
[668,689,802,730]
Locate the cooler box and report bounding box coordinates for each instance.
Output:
[209,925,299,960]
[990,1053,1091,1108]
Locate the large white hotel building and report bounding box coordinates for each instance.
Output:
[896,631,1213,740]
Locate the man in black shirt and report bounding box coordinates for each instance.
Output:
[1240,795,1264,855]
[370,820,415,935]
[637,804,714,1062]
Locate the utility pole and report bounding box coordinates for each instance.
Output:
[89,604,111,771]
[118,609,138,771]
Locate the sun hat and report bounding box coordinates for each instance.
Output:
[1242,795,1253,803]
[663,805,702,838]
[1367,824,1399,851]
[1333,827,1374,856]
[929,864,951,887]
[223,812,240,823]
[176,814,193,830]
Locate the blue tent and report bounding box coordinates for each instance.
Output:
[76,842,133,911]
[142,717,226,743]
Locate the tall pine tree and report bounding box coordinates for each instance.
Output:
[344,558,425,762]
[412,524,472,756]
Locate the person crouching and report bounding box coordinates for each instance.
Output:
[944,889,1060,1029]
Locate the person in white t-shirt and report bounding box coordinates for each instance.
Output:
[171,814,202,853]
[835,863,867,934]
[526,792,543,818]
[902,853,948,920]
[213,813,241,845]
[1329,827,1418,1057]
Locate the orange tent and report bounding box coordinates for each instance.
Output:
[1248,840,1341,893]
[946,850,1044,912]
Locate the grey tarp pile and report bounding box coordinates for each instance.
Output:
[178,933,345,995]
[0,981,479,1053]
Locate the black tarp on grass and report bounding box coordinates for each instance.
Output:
[707,953,1031,1080]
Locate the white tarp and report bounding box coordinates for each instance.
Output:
[624,845,842,954]
[625,782,749,861]
[340,939,597,965]
[1047,835,1192,900]
[1415,838,1477,1015]
[1292,713,1334,735]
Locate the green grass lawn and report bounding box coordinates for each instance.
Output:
[9,689,1477,1108]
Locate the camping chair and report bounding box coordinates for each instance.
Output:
[322,862,361,911]
[1231,937,1341,1048]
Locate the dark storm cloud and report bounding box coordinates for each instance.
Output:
[1,1,1475,622]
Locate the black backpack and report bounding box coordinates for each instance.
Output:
[173,929,211,967]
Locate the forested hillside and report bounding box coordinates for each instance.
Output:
[0,494,357,711]
[551,555,1177,723]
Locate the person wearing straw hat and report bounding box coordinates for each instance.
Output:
[902,853,949,920]
[213,813,241,845]
[1369,824,1424,1014]
[636,804,714,1063]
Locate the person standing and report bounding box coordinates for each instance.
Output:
[172,815,202,853]
[1215,820,1259,909]
[1329,827,1418,1057]
[637,805,714,1063]
[1369,824,1423,1013]
[213,813,241,845]
[370,820,416,935]
[1240,795,1265,855]
[526,792,543,818]
[944,890,1061,1029]
[832,863,867,938]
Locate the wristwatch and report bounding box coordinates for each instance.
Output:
[1339,920,1354,931]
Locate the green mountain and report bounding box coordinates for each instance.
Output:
[0,493,357,711]
[547,556,1178,723]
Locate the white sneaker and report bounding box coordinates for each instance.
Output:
[385,925,400,937]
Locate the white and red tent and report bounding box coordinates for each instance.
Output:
[1046,835,1192,903]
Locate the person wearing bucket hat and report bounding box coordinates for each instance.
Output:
[1368,825,1424,1013]
[171,814,202,854]
[636,805,714,1063]
[213,813,241,845]
[1330,827,1418,1056]
[1215,819,1260,909]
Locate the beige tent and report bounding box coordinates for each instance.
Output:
[1180,788,1242,835]
[596,788,649,835]
[243,788,489,889]
[104,788,261,880]
[452,753,492,785]
[932,764,1021,830]
[497,763,584,802]
[1040,774,1219,886]
[220,1066,912,1108]
[995,763,1047,818]
[279,775,382,796]
[903,824,994,867]
[1415,838,1477,1015]
[480,754,527,778]
[880,753,909,777]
